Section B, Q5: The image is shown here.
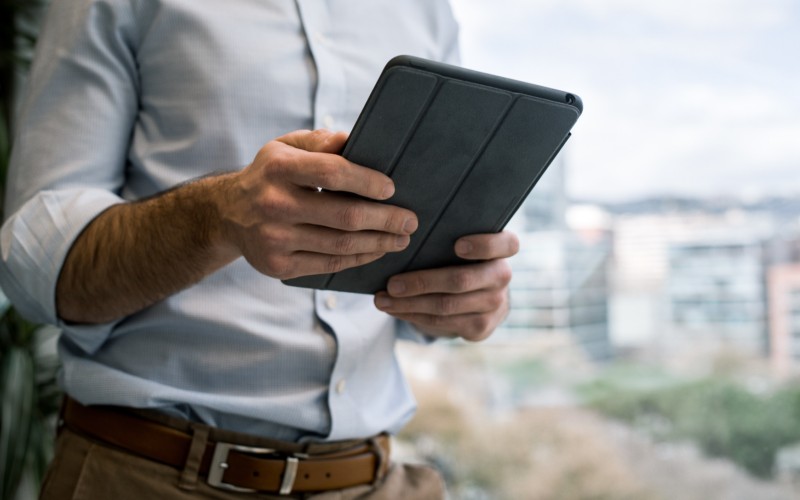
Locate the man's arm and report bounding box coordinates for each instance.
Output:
[56,130,418,324]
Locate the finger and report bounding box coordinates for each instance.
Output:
[274,133,396,201]
[260,251,386,280]
[386,260,512,297]
[292,227,411,255]
[455,231,520,260]
[277,129,349,154]
[374,289,503,316]
[288,152,397,201]
[388,312,498,342]
[297,190,418,235]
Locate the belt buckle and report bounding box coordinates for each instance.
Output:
[207,442,301,495]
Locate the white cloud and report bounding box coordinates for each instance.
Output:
[449,0,800,201]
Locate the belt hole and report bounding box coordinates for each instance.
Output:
[253,471,260,477]
[304,473,310,479]
[325,473,331,479]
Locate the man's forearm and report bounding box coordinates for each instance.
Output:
[55,130,418,325]
[56,174,240,324]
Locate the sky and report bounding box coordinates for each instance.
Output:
[449,0,800,202]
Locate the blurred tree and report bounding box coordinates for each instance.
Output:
[586,376,800,479]
[0,1,59,499]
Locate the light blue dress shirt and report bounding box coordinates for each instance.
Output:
[0,0,459,441]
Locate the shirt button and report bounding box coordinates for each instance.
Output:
[325,294,337,310]
[322,115,335,129]
[336,379,347,394]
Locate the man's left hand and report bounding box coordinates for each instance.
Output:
[374,231,519,342]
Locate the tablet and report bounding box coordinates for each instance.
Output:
[283,55,582,293]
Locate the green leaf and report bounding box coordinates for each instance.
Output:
[0,346,35,500]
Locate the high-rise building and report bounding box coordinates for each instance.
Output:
[609,210,777,360]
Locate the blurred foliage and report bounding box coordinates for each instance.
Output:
[582,374,800,478]
[496,357,549,386]
[1,0,47,215]
[399,366,657,500]
[1,1,57,499]
[0,306,60,500]
[399,343,800,498]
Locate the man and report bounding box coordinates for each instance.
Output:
[0,0,517,498]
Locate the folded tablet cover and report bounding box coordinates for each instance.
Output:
[284,56,582,293]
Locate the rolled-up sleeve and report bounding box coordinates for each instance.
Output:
[0,0,138,351]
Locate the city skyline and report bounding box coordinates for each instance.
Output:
[450,0,800,202]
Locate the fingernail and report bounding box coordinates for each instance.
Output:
[376,296,393,309]
[456,240,473,256]
[396,235,410,249]
[382,183,395,199]
[388,280,406,295]
[403,218,417,234]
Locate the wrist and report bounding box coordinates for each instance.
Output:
[181,172,242,264]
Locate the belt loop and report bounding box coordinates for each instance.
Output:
[369,435,390,487]
[178,423,210,491]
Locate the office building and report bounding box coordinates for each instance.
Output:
[666,235,767,356]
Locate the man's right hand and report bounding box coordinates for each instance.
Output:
[217,129,418,280]
[56,129,417,324]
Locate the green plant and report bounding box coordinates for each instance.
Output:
[0,1,57,499]
[584,375,800,479]
[0,305,60,500]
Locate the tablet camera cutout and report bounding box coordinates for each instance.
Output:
[565,93,576,105]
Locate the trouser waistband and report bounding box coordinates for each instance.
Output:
[60,397,390,495]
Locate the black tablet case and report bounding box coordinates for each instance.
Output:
[284,56,582,293]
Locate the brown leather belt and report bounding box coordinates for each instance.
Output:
[61,398,390,495]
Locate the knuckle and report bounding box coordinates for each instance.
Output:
[256,142,275,160]
[449,269,473,291]
[339,205,366,230]
[465,316,492,341]
[259,227,289,250]
[264,147,292,172]
[308,129,329,142]
[410,274,428,294]
[496,262,513,286]
[316,163,343,190]
[325,254,346,273]
[486,291,505,311]
[258,194,294,220]
[384,209,411,233]
[429,314,447,330]
[383,212,398,232]
[333,234,358,254]
[262,255,291,279]
[438,295,458,316]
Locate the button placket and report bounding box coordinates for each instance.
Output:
[295,0,347,131]
[325,294,337,310]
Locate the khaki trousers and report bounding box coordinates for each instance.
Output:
[39,427,445,500]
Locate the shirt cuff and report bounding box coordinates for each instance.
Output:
[0,188,123,353]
